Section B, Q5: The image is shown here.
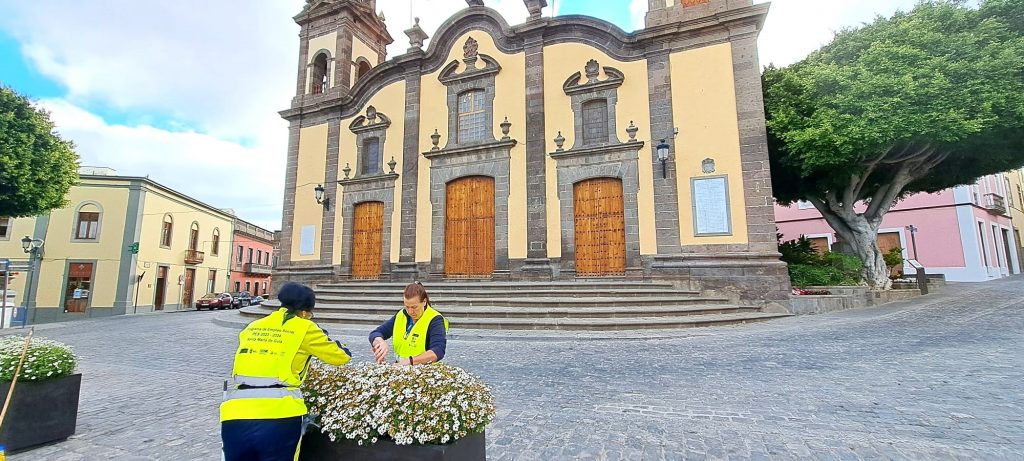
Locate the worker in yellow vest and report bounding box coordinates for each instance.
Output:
[370,282,449,365]
[221,282,351,461]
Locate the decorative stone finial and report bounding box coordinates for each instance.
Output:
[626,121,638,141]
[463,37,479,65]
[554,131,565,151]
[342,163,351,179]
[585,59,600,83]
[388,156,397,174]
[404,17,429,51]
[366,106,378,122]
[523,0,548,20]
[431,129,441,151]
[500,117,511,140]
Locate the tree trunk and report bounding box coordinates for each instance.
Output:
[834,215,892,290]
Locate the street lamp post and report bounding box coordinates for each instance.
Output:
[20,236,44,328]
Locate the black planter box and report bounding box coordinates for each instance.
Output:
[0,373,81,452]
[300,428,486,461]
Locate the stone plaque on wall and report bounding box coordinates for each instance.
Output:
[691,176,731,236]
[299,225,317,255]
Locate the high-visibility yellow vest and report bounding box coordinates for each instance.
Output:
[392,306,448,360]
[220,309,313,422]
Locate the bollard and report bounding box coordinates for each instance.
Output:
[916,266,928,295]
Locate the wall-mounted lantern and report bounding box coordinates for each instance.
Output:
[656,140,671,179]
[314,184,330,211]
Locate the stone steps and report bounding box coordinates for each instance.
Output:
[245,303,759,319]
[239,306,790,331]
[239,280,791,331]
[301,295,731,308]
[313,287,698,298]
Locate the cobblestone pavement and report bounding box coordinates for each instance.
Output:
[9,277,1024,460]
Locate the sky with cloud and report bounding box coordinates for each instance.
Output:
[0,0,923,231]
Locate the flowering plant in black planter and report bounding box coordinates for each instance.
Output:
[301,362,495,460]
[0,335,81,452]
[0,337,77,382]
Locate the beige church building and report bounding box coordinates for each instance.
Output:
[276,0,790,307]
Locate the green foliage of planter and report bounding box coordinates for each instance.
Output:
[0,336,78,382]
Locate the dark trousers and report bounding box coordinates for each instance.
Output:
[222,416,303,461]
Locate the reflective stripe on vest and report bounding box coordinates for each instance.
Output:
[231,375,291,388]
[224,387,304,401]
[391,306,448,360]
[220,309,311,422]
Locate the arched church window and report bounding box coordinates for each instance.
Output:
[355,59,372,82]
[311,53,329,94]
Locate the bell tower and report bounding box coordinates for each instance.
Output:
[293,0,394,102]
[645,0,753,28]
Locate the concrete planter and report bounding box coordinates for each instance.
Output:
[300,429,486,461]
[0,373,81,452]
[789,286,923,315]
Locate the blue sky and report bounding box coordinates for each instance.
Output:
[0,0,923,230]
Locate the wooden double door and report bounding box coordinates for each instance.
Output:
[573,177,626,276]
[351,201,385,278]
[445,176,495,277]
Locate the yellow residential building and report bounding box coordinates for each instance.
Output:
[0,167,234,324]
[1004,168,1024,266]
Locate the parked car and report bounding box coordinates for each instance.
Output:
[230,291,253,307]
[251,296,265,305]
[195,293,232,310]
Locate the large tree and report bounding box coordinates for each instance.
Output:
[764,1,1024,289]
[0,87,79,217]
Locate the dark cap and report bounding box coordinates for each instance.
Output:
[278,282,316,311]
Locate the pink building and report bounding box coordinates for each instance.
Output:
[229,219,275,297]
[776,174,1019,282]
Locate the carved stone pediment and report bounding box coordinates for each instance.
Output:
[563,60,625,96]
[348,106,392,133]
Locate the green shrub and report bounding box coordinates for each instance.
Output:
[0,336,78,382]
[883,247,904,269]
[778,236,819,265]
[787,252,863,287]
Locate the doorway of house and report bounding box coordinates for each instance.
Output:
[1001,228,1014,274]
[154,266,168,310]
[183,268,196,308]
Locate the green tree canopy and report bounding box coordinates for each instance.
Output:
[0,86,79,217]
[763,0,1024,288]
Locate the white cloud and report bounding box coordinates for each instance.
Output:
[756,0,921,67]
[40,99,286,231]
[629,0,647,31]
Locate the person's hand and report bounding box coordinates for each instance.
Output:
[392,360,410,367]
[372,337,389,364]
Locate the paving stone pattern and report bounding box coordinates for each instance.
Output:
[11,278,1024,460]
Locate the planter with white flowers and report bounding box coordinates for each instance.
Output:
[301,362,495,461]
[0,335,81,452]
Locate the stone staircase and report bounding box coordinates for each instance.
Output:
[240,281,791,331]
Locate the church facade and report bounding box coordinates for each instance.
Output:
[276,0,790,308]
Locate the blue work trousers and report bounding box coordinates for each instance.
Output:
[222,416,303,461]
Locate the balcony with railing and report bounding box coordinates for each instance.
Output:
[244,262,273,276]
[984,193,1007,215]
[184,249,205,265]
